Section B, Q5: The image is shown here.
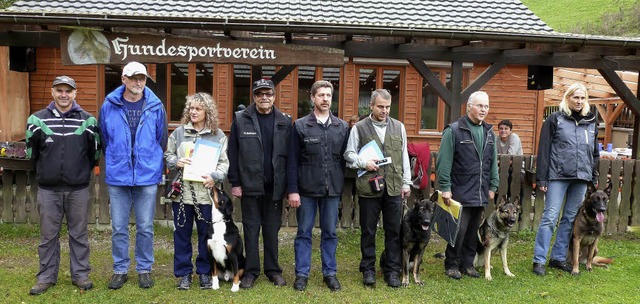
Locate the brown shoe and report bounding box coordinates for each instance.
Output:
[268,273,286,287]
[445,269,462,280]
[29,282,54,295]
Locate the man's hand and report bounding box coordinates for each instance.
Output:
[489,190,495,200]
[231,186,242,198]
[539,186,547,193]
[288,193,301,208]
[442,191,452,206]
[364,160,379,172]
[401,187,411,199]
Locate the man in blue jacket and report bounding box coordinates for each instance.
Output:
[99,62,167,290]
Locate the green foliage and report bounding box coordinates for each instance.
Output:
[1,223,639,303]
[0,0,17,9]
[523,0,640,36]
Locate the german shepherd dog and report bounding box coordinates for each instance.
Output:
[207,187,245,292]
[567,183,613,276]
[474,196,519,280]
[381,197,435,287]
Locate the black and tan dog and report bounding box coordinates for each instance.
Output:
[381,197,435,287]
[207,187,245,292]
[474,196,519,280]
[567,183,613,276]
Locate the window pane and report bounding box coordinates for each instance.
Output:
[297,66,315,119]
[322,67,340,117]
[170,63,189,121]
[195,63,214,94]
[358,68,376,116]
[382,69,401,119]
[421,72,440,130]
[233,64,251,112]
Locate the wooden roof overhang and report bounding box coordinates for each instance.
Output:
[2,13,640,155]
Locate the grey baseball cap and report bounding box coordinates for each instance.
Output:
[52,76,76,89]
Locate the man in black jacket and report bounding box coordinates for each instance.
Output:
[436,91,499,280]
[228,79,291,289]
[287,80,348,291]
[26,76,100,295]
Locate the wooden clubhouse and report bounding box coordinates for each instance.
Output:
[2,0,640,230]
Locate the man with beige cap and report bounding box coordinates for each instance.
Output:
[99,61,168,290]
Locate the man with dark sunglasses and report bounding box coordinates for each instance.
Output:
[228,78,292,289]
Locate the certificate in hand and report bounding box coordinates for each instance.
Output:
[357,140,391,177]
[183,139,221,182]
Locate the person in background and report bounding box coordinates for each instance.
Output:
[344,89,412,288]
[532,83,599,276]
[497,119,523,155]
[26,76,100,295]
[436,91,499,280]
[287,80,348,292]
[228,79,292,289]
[100,61,168,290]
[164,93,229,290]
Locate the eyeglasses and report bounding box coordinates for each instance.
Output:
[254,92,274,98]
[472,104,490,110]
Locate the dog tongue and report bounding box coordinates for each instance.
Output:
[596,212,604,223]
[422,225,429,231]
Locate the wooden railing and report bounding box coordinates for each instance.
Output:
[1,154,639,234]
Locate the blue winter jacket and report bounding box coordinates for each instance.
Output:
[99,85,168,186]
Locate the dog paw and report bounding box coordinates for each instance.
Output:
[586,267,593,272]
[571,271,580,276]
[415,280,424,286]
[211,277,220,290]
[231,283,239,292]
[505,271,515,277]
[485,275,493,281]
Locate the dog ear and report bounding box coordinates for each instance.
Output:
[603,182,613,198]
[510,196,521,210]
[429,191,438,202]
[497,195,508,209]
[587,182,597,196]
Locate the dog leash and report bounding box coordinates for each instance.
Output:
[175,179,213,227]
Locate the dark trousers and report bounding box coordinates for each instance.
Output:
[172,202,212,277]
[445,206,484,270]
[36,186,91,284]
[358,190,402,276]
[241,192,283,278]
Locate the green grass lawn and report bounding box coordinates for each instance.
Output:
[1,223,639,304]
[522,0,637,32]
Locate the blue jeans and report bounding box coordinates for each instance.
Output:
[108,185,157,274]
[294,196,339,278]
[533,180,587,264]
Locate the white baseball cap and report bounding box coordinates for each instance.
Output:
[122,62,152,79]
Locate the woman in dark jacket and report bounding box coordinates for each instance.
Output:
[532,83,599,276]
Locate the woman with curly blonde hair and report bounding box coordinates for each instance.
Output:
[164,92,229,290]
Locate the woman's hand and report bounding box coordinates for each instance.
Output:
[202,175,215,189]
[176,157,191,168]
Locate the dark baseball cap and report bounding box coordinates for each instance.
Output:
[253,79,275,92]
[52,76,76,89]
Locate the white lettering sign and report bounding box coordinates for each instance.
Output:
[111,37,277,62]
